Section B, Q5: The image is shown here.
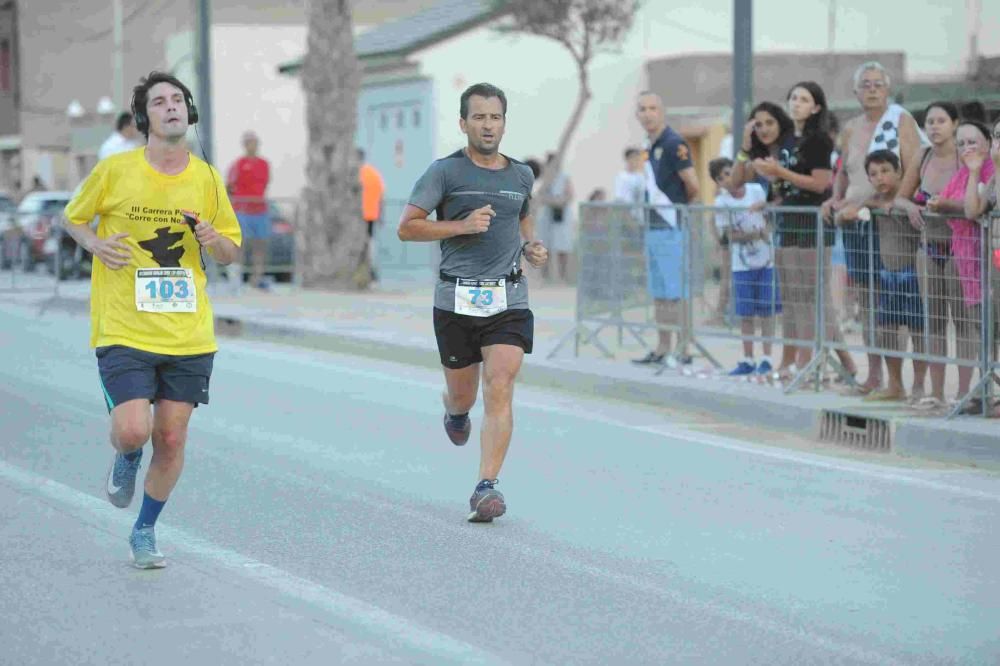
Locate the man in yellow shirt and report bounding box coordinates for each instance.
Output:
[64,72,242,569]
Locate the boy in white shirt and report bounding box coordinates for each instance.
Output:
[710,157,778,376]
[614,147,646,204]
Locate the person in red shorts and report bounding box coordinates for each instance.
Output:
[227,131,271,289]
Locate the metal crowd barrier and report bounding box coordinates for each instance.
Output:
[226,196,300,288]
[555,201,999,419]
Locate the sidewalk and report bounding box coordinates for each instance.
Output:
[207,274,997,469]
[5,270,998,468]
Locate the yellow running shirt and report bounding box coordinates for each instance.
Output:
[65,148,242,355]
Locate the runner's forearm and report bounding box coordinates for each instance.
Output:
[519,215,535,243]
[63,219,100,253]
[398,217,468,241]
[207,238,240,265]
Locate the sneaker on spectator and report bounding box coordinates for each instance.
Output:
[667,353,694,369]
[728,360,756,376]
[632,352,665,366]
[756,359,773,376]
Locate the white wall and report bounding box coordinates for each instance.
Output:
[197,1,999,202]
[212,25,308,199]
[414,0,1000,206]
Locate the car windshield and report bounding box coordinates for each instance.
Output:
[41,200,68,214]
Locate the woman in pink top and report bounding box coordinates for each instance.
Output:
[927,120,994,403]
[963,116,1000,415]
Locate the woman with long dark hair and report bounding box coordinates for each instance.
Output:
[732,102,797,377]
[737,83,856,383]
[899,102,960,409]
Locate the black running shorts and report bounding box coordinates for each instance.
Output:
[96,345,215,411]
[433,307,534,369]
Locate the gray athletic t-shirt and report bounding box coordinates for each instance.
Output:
[408,149,534,312]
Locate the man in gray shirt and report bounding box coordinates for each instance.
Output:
[399,82,548,523]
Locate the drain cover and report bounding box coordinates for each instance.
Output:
[819,410,893,451]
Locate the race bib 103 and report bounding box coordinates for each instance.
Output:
[134,268,197,313]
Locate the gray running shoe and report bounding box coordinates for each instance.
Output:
[443,412,471,446]
[129,526,166,569]
[105,450,142,508]
[467,479,506,523]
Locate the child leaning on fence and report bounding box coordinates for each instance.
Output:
[710,157,779,377]
[836,149,926,402]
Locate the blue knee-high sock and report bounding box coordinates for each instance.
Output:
[134,492,166,531]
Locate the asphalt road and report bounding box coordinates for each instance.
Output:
[1,302,998,665]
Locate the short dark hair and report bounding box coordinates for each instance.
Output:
[459,83,507,119]
[115,111,134,131]
[624,147,640,160]
[131,71,196,137]
[709,157,733,181]
[524,158,542,178]
[864,149,900,172]
[923,100,959,123]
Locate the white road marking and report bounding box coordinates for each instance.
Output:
[0,459,504,666]
[0,355,930,664]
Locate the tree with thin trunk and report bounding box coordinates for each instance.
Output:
[300,0,370,289]
[495,0,639,187]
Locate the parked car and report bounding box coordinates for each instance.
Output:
[240,200,294,283]
[7,191,74,272]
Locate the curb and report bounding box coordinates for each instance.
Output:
[216,312,1000,469]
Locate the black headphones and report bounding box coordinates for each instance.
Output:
[131,73,199,136]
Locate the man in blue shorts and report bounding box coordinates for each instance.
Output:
[633,92,700,368]
[398,83,548,522]
[63,72,242,568]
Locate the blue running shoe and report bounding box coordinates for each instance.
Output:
[468,479,506,523]
[129,526,166,569]
[105,450,142,508]
[728,361,756,377]
[756,359,773,376]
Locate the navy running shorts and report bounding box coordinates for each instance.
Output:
[96,345,215,411]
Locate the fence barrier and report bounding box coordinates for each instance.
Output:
[553,201,999,419]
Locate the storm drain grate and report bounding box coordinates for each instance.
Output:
[818,411,893,451]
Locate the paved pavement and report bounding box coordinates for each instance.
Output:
[2,304,999,664]
[1,267,997,468]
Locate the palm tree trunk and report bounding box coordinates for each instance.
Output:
[300,0,368,289]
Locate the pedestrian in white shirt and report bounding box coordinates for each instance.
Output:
[97,112,142,160]
[614,147,646,204]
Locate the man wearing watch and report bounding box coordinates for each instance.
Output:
[398,83,547,523]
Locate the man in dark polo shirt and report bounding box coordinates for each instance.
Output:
[398,83,548,523]
[633,91,700,367]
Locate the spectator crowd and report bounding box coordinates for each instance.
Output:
[572,61,1000,417]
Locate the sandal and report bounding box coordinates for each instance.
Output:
[864,388,907,402]
[913,396,947,411]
